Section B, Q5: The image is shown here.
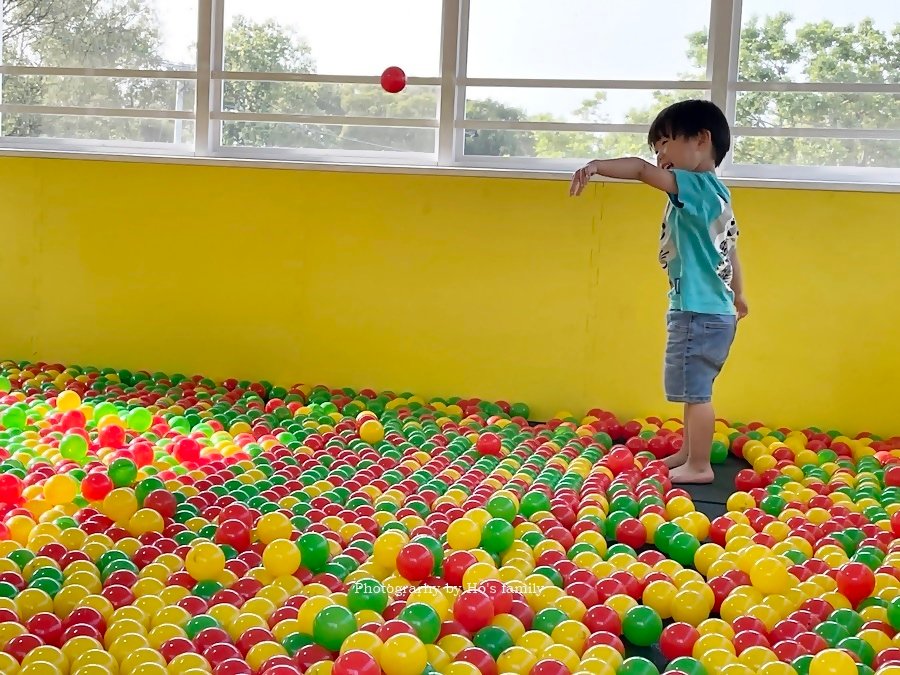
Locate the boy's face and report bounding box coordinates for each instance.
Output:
[653,131,713,171]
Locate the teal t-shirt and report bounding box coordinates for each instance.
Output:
[658,169,739,315]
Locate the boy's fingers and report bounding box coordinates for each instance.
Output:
[569,174,581,196]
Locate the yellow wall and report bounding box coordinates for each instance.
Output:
[1,156,898,434]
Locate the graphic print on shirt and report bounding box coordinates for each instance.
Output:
[710,197,739,286]
[659,203,679,295]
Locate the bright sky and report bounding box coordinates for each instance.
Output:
[158,0,898,119]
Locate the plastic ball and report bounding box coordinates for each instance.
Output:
[808,648,858,675]
[334,650,381,675]
[60,434,88,461]
[373,531,408,570]
[454,590,494,633]
[347,579,389,614]
[397,603,441,644]
[380,67,407,94]
[263,539,302,577]
[835,562,876,607]
[108,457,138,488]
[314,606,358,652]
[43,474,77,506]
[185,542,226,581]
[448,519,481,551]
[617,656,659,675]
[749,557,792,596]
[380,634,427,675]
[360,420,385,444]
[622,606,663,648]
[298,533,331,572]
[480,519,514,554]
[396,544,434,582]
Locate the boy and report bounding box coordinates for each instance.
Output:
[569,99,747,484]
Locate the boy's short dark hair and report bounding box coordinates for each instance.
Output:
[648,100,731,167]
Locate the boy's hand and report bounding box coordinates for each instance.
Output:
[735,295,749,321]
[569,161,597,197]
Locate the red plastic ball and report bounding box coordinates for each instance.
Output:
[835,561,876,606]
[144,488,177,518]
[443,551,477,587]
[396,543,434,582]
[380,66,407,94]
[479,579,513,614]
[81,472,114,501]
[583,606,621,634]
[453,590,495,633]
[659,622,700,661]
[614,518,647,549]
[531,660,569,675]
[457,647,497,675]
[333,650,380,675]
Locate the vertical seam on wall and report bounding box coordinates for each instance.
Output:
[584,181,603,407]
[30,159,43,360]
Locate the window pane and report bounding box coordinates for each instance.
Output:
[1,114,194,144]
[223,1,441,76]
[221,122,435,153]
[467,0,711,80]
[466,89,709,124]
[1,1,197,70]
[738,1,899,83]
[734,137,900,168]
[737,92,900,130]
[464,130,650,160]
[2,75,196,112]
[223,82,438,118]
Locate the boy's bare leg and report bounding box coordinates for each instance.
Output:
[663,404,689,468]
[669,402,715,484]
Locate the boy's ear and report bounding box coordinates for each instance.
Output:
[697,129,712,146]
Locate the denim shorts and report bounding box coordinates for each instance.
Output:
[664,311,736,404]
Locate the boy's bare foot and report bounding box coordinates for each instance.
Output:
[663,449,688,469]
[669,464,714,485]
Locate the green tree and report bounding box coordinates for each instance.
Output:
[464,99,533,157]
[731,14,900,167]
[534,13,900,165]
[220,16,327,149]
[2,0,188,141]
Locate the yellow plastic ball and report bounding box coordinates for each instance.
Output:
[670,589,711,626]
[358,419,385,444]
[518,630,554,656]
[749,557,791,595]
[184,541,225,581]
[246,641,288,672]
[642,580,677,619]
[340,631,384,658]
[380,634,427,675]
[373,531,409,569]
[496,646,538,675]
[262,539,301,577]
[447,519,481,551]
[462,562,499,590]
[808,649,857,675]
[255,512,293,544]
[56,390,81,412]
[42,474,77,506]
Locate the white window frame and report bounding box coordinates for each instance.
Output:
[0,0,898,188]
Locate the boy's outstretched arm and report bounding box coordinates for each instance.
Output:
[569,158,677,197]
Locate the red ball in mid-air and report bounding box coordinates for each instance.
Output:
[381,66,407,94]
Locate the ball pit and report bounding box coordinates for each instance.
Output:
[0,360,899,675]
